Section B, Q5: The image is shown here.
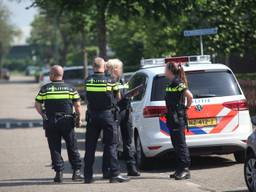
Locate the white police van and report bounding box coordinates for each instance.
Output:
[128,55,252,168]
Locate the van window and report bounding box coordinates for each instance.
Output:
[129,73,147,101]
[151,70,241,101]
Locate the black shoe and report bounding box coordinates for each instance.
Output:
[84,178,94,184]
[54,171,63,183]
[169,172,177,179]
[72,169,84,181]
[103,173,110,179]
[127,165,140,176]
[174,168,191,180]
[110,175,130,183]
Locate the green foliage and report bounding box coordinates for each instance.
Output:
[28,10,97,67]
[236,73,256,81]
[184,0,256,56]
[0,2,17,65]
[2,58,34,71]
[28,0,256,71]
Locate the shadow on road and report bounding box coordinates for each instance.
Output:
[141,155,237,173]
[223,190,248,192]
[60,131,238,175]
[0,118,42,129]
[0,178,86,187]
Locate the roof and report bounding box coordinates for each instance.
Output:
[139,63,231,76]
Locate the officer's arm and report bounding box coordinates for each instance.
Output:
[74,101,82,127]
[185,89,193,109]
[35,89,45,116]
[112,82,121,101]
[35,101,43,116]
[74,101,82,118]
[116,91,121,101]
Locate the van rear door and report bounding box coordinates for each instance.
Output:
[186,70,244,135]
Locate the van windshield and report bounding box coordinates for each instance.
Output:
[151,70,241,101]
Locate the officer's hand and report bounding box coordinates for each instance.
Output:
[75,119,82,128]
[78,120,82,128]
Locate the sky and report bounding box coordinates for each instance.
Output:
[3,0,38,45]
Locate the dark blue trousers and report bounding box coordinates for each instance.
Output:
[46,118,81,172]
[84,110,120,179]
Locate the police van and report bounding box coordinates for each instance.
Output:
[128,55,253,168]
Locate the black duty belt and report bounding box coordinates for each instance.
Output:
[55,112,73,118]
[90,108,113,113]
[53,112,74,124]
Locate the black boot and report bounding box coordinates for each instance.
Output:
[127,165,140,176]
[84,177,94,184]
[72,169,84,181]
[54,171,63,183]
[109,175,130,183]
[174,168,191,180]
[103,172,110,179]
[169,171,177,179]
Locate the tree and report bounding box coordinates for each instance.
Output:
[28,10,97,67]
[183,0,256,56]
[0,1,16,66]
[30,0,192,60]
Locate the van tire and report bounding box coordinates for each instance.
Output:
[234,151,246,163]
[135,134,149,170]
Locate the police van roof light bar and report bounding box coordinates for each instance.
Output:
[140,58,165,66]
[165,55,211,65]
[140,55,211,68]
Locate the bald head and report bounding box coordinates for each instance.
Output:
[93,57,105,72]
[50,65,64,81]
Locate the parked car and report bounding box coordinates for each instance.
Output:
[244,117,256,192]
[125,55,252,169]
[25,66,39,76]
[0,68,10,80]
[39,69,50,86]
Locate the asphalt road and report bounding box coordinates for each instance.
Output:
[0,76,248,192]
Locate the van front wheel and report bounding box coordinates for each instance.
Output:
[135,134,149,170]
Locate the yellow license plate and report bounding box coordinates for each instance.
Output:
[188,118,217,127]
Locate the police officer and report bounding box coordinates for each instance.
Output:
[164,62,193,180]
[84,57,129,183]
[35,65,83,183]
[104,59,140,176]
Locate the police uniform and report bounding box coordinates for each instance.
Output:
[35,81,82,174]
[165,76,191,179]
[102,79,139,176]
[84,72,120,181]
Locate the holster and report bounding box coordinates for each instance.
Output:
[85,110,91,123]
[112,106,120,122]
[73,113,81,128]
[166,105,188,131]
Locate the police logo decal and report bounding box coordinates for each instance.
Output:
[195,104,203,112]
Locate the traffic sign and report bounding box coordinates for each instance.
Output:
[183,27,218,55]
[184,27,218,37]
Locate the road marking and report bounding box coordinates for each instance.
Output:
[0,121,43,129]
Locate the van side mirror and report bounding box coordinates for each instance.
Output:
[251,116,256,126]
